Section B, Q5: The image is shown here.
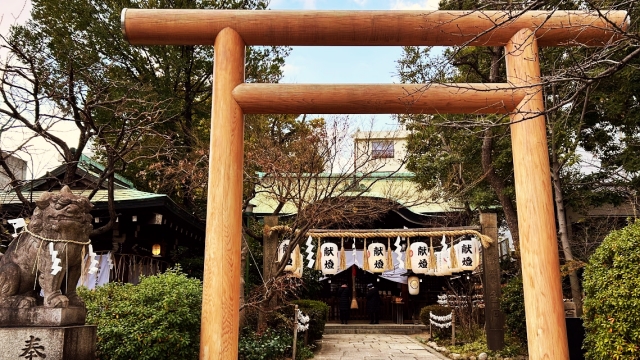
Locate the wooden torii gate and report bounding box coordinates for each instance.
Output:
[121,9,628,360]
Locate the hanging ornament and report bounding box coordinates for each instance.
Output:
[48,243,62,275]
[305,236,315,269]
[385,238,394,271]
[363,239,370,271]
[455,238,478,271]
[292,247,304,278]
[449,236,460,273]
[367,242,386,273]
[339,238,347,271]
[439,235,452,276]
[320,243,339,275]
[394,236,404,270]
[428,238,437,275]
[314,239,323,271]
[434,252,444,276]
[88,244,99,275]
[409,241,429,274]
[405,238,412,270]
[408,275,420,295]
[352,239,359,268]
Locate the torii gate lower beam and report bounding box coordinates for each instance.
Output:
[121,9,629,360]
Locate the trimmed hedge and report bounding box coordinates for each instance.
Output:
[583,220,640,359]
[78,268,202,360]
[291,299,329,343]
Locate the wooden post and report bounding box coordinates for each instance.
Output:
[480,213,505,350]
[200,27,245,360]
[292,305,299,360]
[505,28,569,360]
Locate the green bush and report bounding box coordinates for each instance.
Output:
[583,220,640,359]
[500,275,527,345]
[78,268,202,360]
[238,327,313,360]
[291,299,329,343]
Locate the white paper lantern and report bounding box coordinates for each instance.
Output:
[455,239,478,271]
[320,243,339,275]
[408,276,420,295]
[409,242,429,274]
[367,243,386,273]
[277,240,297,272]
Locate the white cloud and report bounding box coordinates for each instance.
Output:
[390,0,439,10]
[351,0,368,6]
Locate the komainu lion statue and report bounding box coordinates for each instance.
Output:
[0,186,93,308]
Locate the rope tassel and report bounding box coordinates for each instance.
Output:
[449,236,459,270]
[385,238,393,271]
[428,238,437,271]
[339,238,347,271]
[405,238,412,270]
[363,239,369,271]
[314,239,322,271]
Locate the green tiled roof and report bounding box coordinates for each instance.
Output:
[0,189,164,205]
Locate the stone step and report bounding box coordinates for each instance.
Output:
[324,323,426,335]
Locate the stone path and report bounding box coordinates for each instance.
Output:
[313,334,448,360]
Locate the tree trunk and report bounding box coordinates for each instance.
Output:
[480,46,520,255]
[481,128,520,255]
[258,215,279,331]
[551,160,583,316]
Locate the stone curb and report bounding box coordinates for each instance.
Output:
[406,335,451,360]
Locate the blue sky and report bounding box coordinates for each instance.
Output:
[269,0,438,84]
[267,0,439,129]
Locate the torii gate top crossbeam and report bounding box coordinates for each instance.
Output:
[122,9,628,47]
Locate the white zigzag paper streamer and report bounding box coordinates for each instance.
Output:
[107,253,114,270]
[88,245,99,274]
[305,236,315,269]
[394,236,404,269]
[49,242,62,275]
[352,239,359,267]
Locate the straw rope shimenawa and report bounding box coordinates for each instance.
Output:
[264,225,493,249]
[22,228,92,245]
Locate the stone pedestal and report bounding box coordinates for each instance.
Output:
[0,307,86,327]
[0,325,96,360]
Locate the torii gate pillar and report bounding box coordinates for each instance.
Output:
[201,27,245,359]
[506,29,569,359]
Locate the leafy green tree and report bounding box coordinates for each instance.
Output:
[1,0,292,220]
[583,219,640,359]
[400,0,640,316]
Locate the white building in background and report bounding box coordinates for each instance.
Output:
[353,129,410,173]
[0,152,27,190]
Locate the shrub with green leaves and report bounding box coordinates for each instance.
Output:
[238,327,313,360]
[290,299,329,343]
[583,220,640,359]
[78,268,202,360]
[500,275,527,345]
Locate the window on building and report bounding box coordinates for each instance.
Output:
[371,141,394,159]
